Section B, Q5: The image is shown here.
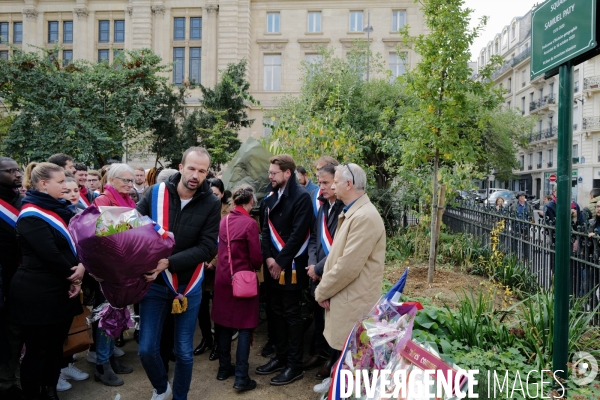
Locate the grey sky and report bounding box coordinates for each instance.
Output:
[463,0,540,60]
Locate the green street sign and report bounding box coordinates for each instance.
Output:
[531,0,597,79]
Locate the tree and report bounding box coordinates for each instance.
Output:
[397,0,505,283]
[0,47,170,165]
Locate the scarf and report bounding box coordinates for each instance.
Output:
[103,185,137,208]
[22,190,76,225]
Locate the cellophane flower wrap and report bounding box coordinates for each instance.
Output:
[69,206,175,337]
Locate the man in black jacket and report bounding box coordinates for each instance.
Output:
[256,155,312,386]
[303,162,344,378]
[137,147,221,400]
[0,157,23,398]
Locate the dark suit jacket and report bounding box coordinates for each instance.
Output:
[260,174,312,290]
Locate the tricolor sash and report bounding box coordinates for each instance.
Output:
[18,204,77,256]
[264,191,274,200]
[267,209,309,285]
[78,195,91,208]
[0,198,19,228]
[312,188,322,218]
[320,212,333,256]
[151,182,204,314]
[328,325,355,400]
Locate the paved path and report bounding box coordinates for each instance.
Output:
[61,321,321,400]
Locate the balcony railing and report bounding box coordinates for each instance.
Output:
[527,165,532,170]
[584,75,600,90]
[529,94,556,112]
[528,126,558,142]
[537,163,542,169]
[583,116,600,131]
[512,48,531,66]
[491,62,512,79]
[548,162,553,168]
[573,157,579,164]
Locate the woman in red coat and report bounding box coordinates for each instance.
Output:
[212,184,262,392]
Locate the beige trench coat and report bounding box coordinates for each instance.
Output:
[314,194,386,350]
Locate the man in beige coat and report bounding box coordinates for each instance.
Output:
[314,163,386,374]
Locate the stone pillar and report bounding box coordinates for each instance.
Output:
[202,4,218,87]
[151,3,167,63]
[21,7,39,51]
[73,7,89,62]
[130,0,152,50]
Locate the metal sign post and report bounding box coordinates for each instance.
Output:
[531,0,598,392]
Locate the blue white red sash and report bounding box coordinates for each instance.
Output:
[267,209,309,284]
[78,195,91,208]
[0,198,19,228]
[320,212,333,256]
[328,325,355,400]
[264,191,274,200]
[312,188,322,218]
[18,204,77,256]
[151,183,203,311]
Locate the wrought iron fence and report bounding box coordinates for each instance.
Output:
[442,202,600,325]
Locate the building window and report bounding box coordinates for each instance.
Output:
[349,11,363,32]
[174,18,185,40]
[0,22,8,44]
[389,53,406,79]
[548,149,553,164]
[114,20,125,43]
[173,47,185,85]
[307,12,322,33]
[494,40,498,54]
[99,20,110,43]
[529,153,533,167]
[392,10,406,32]
[574,106,579,130]
[113,49,123,60]
[502,31,508,47]
[48,21,59,44]
[0,50,8,60]
[520,155,524,169]
[305,54,323,65]
[264,54,281,91]
[507,77,511,93]
[189,47,201,84]
[63,21,73,44]
[507,101,511,109]
[521,97,525,115]
[511,24,516,40]
[538,152,542,166]
[573,144,578,158]
[267,12,280,33]
[190,17,202,40]
[63,50,73,66]
[98,49,110,62]
[13,22,22,44]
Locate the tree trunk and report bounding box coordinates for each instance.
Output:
[427,149,440,284]
[434,184,446,260]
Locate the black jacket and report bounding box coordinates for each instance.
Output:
[308,197,344,277]
[9,213,82,325]
[260,174,312,290]
[137,173,221,286]
[0,185,21,300]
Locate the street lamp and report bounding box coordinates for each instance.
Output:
[363,12,373,81]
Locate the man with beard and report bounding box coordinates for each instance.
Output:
[0,157,23,398]
[256,155,312,386]
[137,147,220,400]
[133,166,147,197]
[303,161,344,379]
[74,163,94,207]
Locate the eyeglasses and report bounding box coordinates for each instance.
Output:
[114,177,134,184]
[345,164,355,185]
[0,168,22,174]
[268,171,282,176]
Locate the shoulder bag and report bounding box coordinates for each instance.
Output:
[226,215,258,298]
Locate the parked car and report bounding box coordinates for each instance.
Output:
[488,190,517,208]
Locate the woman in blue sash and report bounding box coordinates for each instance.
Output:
[9,162,85,400]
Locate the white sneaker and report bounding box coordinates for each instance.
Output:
[113,347,125,357]
[56,377,72,392]
[314,377,331,393]
[150,382,172,400]
[61,363,89,381]
[86,351,97,364]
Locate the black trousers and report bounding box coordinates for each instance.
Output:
[197,291,213,343]
[263,282,277,344]
[20,319,72,399]
[310,297,329,356]
[271,288,304,369]
[0,309,22,390]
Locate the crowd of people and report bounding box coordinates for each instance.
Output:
[0,148,387,400]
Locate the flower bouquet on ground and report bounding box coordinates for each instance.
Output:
[69,206,175,337]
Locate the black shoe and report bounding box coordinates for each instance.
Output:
[216,364,235,381]
[270,367,304,386]
[44,386,60,400]
[208,345,218,361]
[193,338,213,356]
[110,356,133,374]
[255,358,285,375]
[261,341,275,358]
[233,378,257,392]
[114,333,125,347]
[302,354,326,371]
[315,360,333,380]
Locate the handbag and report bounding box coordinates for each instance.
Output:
[226,214,258,298]
[63,292,94,357]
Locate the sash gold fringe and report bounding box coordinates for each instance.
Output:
[279,271,285,285]
[172,298,182,314]
[181,296,188,312]
[291,270,297,284]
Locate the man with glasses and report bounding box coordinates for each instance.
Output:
[137,146,221,400]
[314,163,385,388]
[256,154,312,386]
[86,170,102,195]
[0,157,23,398]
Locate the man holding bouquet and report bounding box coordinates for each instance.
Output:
[137,147,221,400]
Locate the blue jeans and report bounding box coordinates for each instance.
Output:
[139,283,202,400]
[216,325,252,385]
[96,328,114,365]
